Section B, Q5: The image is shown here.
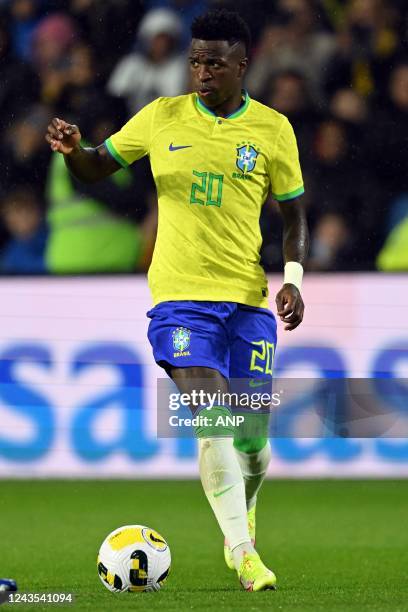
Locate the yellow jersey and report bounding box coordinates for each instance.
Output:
[105,92,304,308]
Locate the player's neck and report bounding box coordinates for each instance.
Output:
[206,90,245,118]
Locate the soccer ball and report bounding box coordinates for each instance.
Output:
[97,525,171,593]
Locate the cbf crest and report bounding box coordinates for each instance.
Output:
[236,141,260,174]
[172,327,191,356]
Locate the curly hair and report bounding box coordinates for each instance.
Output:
[191,9,251,55]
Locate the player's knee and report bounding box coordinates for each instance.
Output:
[195,405,235,439]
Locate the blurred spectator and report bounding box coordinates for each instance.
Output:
[329,87,370,174]
[366,62,408,203]
[377,196,408,271]
[246,0,337,103]
[210,0,279,46]
[305,117,382,268]
[107,8,187,116]
[0,104,52,192]
[0,15,39,130]
[52,42,128,136]
[31,12,78,71]
[54,43,96,117]
[45,114,156,274]
[329,88,369,125]
[265,69,321,162]
[0,187,47,274]
[324,0,401,103]
[308,213,353,271]
[31,13,78,104]
[68,0,143,78]
[145,0,209,48]
[371,62,408,270]
[6,0,41,61]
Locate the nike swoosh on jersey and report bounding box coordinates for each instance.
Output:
[169,143,193,151]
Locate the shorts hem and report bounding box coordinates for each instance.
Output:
[153,357,228,380]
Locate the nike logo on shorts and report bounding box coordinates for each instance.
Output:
[249,379,270,388]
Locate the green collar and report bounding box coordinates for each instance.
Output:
[195,90,250,120]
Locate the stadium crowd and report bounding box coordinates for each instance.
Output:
[0,0,407,274]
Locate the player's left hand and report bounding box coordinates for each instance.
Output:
[275,284,304,331]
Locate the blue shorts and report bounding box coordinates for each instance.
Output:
[146,301,277,380]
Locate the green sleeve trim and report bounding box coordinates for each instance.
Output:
[104,137,129,168]
[272,185,305,202]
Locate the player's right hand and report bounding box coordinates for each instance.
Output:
[45,117,81,155]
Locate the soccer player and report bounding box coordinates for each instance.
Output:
[46,9,308,592]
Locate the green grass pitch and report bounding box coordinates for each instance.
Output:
[1,480,407,611]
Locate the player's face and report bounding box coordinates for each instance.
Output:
[189,39,247,108]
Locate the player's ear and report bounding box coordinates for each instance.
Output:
[237,58,248,77]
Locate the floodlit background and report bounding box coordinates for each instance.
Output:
[0,0,407,478]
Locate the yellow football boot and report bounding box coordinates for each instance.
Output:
[237,552,277,592]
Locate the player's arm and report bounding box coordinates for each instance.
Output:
[275,197,309,330]
[45,117,120,183]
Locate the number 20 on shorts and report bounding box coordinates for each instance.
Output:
[250,340,275,375]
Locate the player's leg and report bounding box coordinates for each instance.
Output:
[230,304,276,509]
[225,305,277,574]
[147,302,255,571]
[223,436,271,569]
[147,301,276,588]
[170,365,257,568]
[235,437,272,527]
[171,366,275,590]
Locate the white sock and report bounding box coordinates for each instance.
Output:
[235,441,272,510]
[198,436,255,568]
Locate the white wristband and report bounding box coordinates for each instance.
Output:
[284,261,303,291]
